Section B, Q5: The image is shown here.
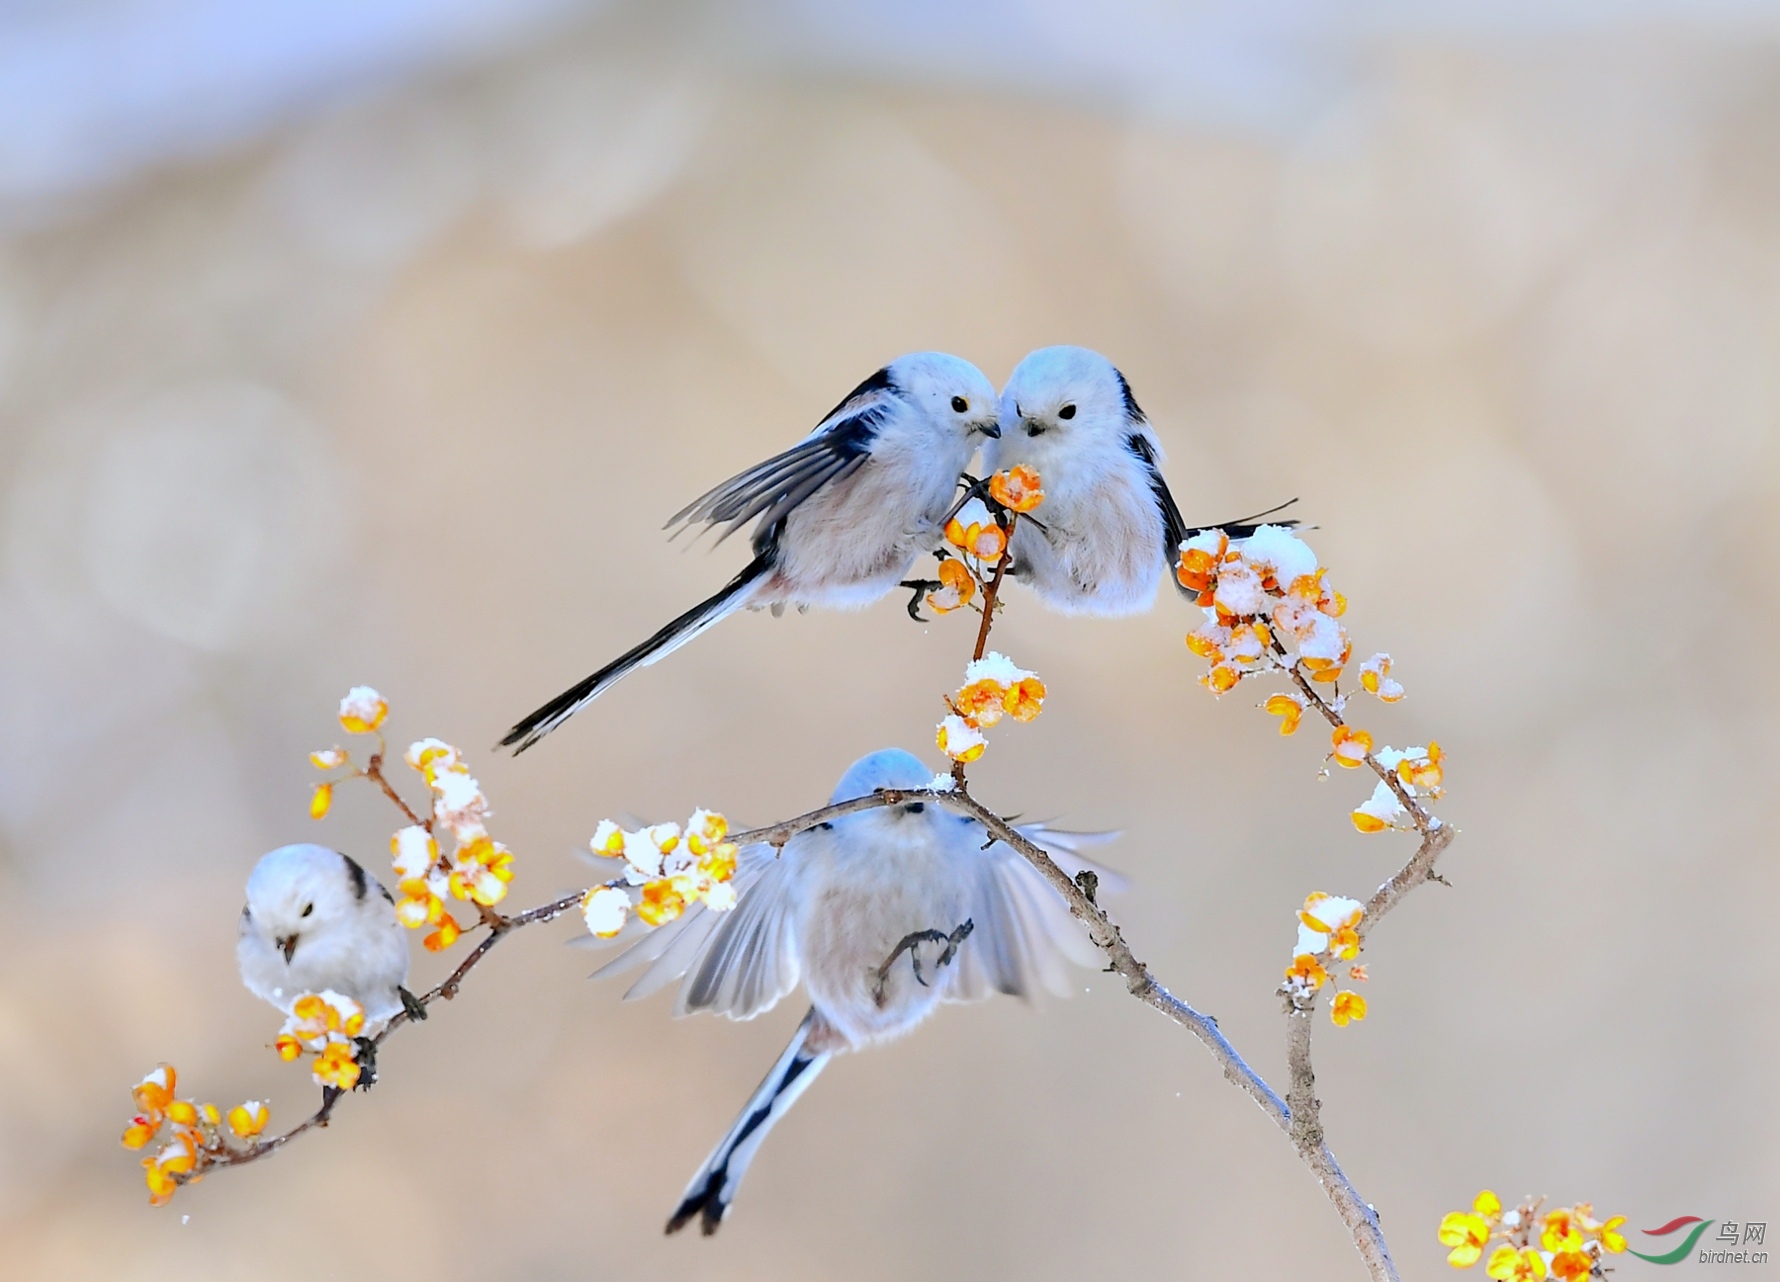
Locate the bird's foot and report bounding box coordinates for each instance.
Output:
[352,1037,379,1091]
[399,985,428,1022]
[898,579,942,621]
[870,919,976,1006]
[933,918,974,972]
[872,929,947,1004]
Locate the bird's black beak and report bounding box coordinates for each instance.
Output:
[278,935,298,963]
[978,420,1001,438]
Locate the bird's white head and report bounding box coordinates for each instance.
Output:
[997,345,1141,449]
[828,747,945,822]
[886,352,1002,442]
[243,843,370,966]
[831,747,933,800]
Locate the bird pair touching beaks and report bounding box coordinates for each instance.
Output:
[236,749,1120,1235]
[498,344,1294,754]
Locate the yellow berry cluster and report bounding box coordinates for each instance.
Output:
[120,1065,270,1206]
[1439,1191,1627,1279]
[583,809,742,937]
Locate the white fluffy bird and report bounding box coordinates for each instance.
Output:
[987,344,1290,615]
[592,748,1116,1235]
[502,353,1001,752]
[236,843,413,1034]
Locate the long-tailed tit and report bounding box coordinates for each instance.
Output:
[987,345,1291,615]
[592,748,1118,1235]
[502,354,1001,752]
[236,844,414,1034]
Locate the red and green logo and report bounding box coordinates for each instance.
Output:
[1630,1217,1713,1265]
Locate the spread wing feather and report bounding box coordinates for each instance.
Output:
[590,842,803,1022]
[668,371,894,549]
[943,823,1121,1003]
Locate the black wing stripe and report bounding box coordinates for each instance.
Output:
[1126,431,1197,600]
[1126,433,1188,547]
[715,445,852,520]
[341,852,369,901]
[705,451,846,543]
[1114,369,1146,423]
[813,365,895,426]
[670,404,886,543]
[669,439,833,528]
[751,452,868,535]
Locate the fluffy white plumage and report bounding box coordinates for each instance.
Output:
[236,843,411,1033]
[503,353,1001,751]
[593,747,1118,1235]
[987,344,1187,616]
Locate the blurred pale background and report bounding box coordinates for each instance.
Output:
[2,2,1776,1278]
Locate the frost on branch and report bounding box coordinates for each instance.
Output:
[1354,745,1444,833]
[987,464,1044,513]
[1181,525,1346,692]
[938,651,1047,765]
[945,496,1007,563]
[924,558,976,614]
[1282,893,1369,1027]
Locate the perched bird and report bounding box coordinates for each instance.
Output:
[502,354,1002,752]
[236,844,413,1035]
[592,748,1117,1235]
[986,345,1291,615]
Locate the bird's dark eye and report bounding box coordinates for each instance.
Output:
[301,903,314,918]
[950,395,968,413]
[1058,403,1076,420]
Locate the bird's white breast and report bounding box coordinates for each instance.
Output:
[793,815,975,1047]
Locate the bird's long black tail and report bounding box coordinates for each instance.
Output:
[1180,496,1302,543]
[666,1010,831,1237]
[502,556,771,753]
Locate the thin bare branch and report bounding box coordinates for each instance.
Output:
[1274,648,1434,835]
[1265,639,1457,931]
[934,786,1409,1282]
[360,751,428,830]
[183,1087,345,1174]
[970,549,1009,665]
[727,789,918,849]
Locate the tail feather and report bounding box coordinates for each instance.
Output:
[1180,497,1302,545]
[666,1011,830,1236]
[502,557,771,753]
